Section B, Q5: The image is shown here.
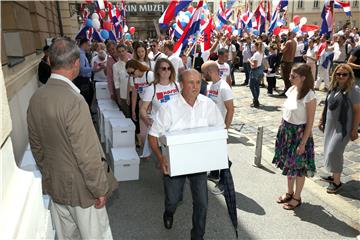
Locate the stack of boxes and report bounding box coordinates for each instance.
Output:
[95,83,140,182]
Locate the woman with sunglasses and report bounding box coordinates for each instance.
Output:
[126,59,154,148]
[139,59,180,158]
[272,63,317,210]
[318,64,360,193]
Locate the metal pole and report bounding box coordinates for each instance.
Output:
[254,126,263,167]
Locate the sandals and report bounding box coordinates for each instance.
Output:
[276,192,293,204]
[320,175,334,182]
[283,197,302,210]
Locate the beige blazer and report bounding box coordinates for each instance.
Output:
[27,78,118,208]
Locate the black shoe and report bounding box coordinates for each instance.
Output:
[251,100,260,108]
[327,182,342,194]
[320,175,334,182]
[163,212,173,229]
[240,82,248,86]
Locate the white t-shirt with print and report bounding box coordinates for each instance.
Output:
[129,71,154,99]
[250,51,263,68]
[282,86,316,125]
[216,61,231,82]
[143,82,180,116]
[168,55,183,77]
[208,79,233,119]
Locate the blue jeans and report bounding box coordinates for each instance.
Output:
[243,62,251,84]
[250,67,263,101]
[163,172,208,240]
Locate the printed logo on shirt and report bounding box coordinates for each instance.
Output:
[135,82,148,94]
[207,90,219,100]
[156,89,178,103]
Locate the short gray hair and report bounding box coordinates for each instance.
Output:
[49,37,80,70]
[179,69,201,83]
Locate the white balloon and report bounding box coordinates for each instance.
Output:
[289,22,295,30]
[300,17,307,25]
[183,15,190,23]
[92,19,101,30]
[232,30,239,36]
[91,13,99,20]
[124,25,128,33]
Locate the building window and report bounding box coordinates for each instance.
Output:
[298,0,304,9]
[313,0,319,8]
[353,0,359,7]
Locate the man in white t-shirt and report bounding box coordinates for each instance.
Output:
[91,50,107,82]
[201,61,234,193]
[216,48,232,86]
[148,39,166,71]
[163,40,184,79]
[225,38,237,86]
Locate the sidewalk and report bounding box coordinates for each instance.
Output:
[231,71,360,222]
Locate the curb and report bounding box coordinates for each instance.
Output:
[229,128,360,231]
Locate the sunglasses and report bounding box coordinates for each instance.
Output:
[335,72,349,77]
[127,70,135,76]
[160,67,171,71]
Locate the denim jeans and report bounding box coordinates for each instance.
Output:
[163,172,208,240]
[227,60,235,85]
[243,62,251,84]
[250,67,262,101]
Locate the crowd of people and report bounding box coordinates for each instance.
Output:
[32,24,360,239]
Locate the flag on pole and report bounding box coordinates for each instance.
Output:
[334,0,351,16]
[320,0,334,35]
[95,0,105,10]
[159,0,193,29]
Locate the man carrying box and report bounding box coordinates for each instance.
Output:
[148,69,224,240]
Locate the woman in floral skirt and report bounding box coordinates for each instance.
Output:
[272,63,317,210]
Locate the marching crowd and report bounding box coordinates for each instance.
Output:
[31,25,360,239]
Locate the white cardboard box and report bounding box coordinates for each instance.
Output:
[109,118,136,148]
[110,147,140,181]
[95,82,110,99]
[97,100,119,138]
[102,110,125,142]
[20,150,38,172]
[159,127,228,177]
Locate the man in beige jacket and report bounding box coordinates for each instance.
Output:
[27,37,118,239]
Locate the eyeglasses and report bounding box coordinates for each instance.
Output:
[335,72,349,78]
[127,70,135,76]
[160,67,171,71]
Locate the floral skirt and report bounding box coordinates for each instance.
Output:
[272,120,316,177]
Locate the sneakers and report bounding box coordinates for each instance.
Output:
[250,100,260,108]
[320,175,334,182]
[210,183,224,195]
[327,182,342,194]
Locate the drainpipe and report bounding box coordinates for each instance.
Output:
[56,1,64,36]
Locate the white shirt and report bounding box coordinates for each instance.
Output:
[306,48,316,64]
[168,54,184,78]
[250,52,263,68]
[333,42,347,62]
[216,61,230,82]
[148,51,166,71]
[149,94,225,137]
[295,41,304,57]
[51,73,80,93]
[208,79,233,119]
[143,82,180,116]
[227,44,237,61]
[113,59,129,99]
[282,86,316,125]
[129,71,154,99]
[91,55,107,82]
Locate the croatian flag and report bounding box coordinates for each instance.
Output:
[173,0,203,56]
[253,2,266,34]
[217,0,232,25]
[95,0,105,10]
[320,0,334,35]
[159,0,193,29]
[174,20,184,38]
[268,9,280,34]
[334,0,351,16]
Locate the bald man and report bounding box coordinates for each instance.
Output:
[148,69,224,240]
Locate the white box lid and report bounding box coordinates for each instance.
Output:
[109,118,136,131]
[159,127,228,146]
[95,82,108,88]
[102,110,125,119]
[111,147,140,164]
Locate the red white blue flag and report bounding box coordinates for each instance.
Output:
[159,0,193,29]
[334,0,351,16]
[320,0,334,35]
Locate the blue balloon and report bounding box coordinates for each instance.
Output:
[125,32,131,40]
[172,23,177,29]
[201,13,205,19]
[253,29,259,36]
[185,11,192,18]
[203,4,208,10]
[293,26,299,33]
[180,21,187,28]
[100,29,109,40]
[86,19,93,28]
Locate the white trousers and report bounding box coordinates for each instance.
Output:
[315,65,330,89]
[50,200,113,240]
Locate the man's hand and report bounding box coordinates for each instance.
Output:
[159,155,169,175]
[351,129,359,141]
[95,196,107,209]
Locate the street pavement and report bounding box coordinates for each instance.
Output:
[107,130,359,239]
[104,71,360,239]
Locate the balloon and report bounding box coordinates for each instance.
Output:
[232,30,239,36]
[180,21,187,28]
[92,19,101,30]
[203,4,208,10]
[289,22,295,30]
[200,19,205,25]
[226,32,231,39]
[227,25,233,32]
[300,17,307,25]
[91,13,99,20]
[124,25,128,33]
[99,10,106,19]
[293,15,300,25]
[172,23,177,29]
[185,11,192,18]
[293,26,299,33]
[85,0,93,4]
[222,24,228,30]
[107,2,112,10]
[86,19,92,28]
[188,5,194,13]
[125,32,131,40]
[183,15,190,23]
[253,29,259,36]
[216,24,222,31]
[129,27,136,35]
[201,13,205,19]
[100,29,109,40]
[103,21,112,31]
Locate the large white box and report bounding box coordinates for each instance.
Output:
[109,118,136,148]
[95,82,110,99]
[110,147,140,181]
[20,150,38,172]
[159,127,228,177]
[97,100,119,138]
[103,110,125,140]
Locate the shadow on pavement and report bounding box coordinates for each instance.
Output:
[337,180,360,201]
[228,135,254,146]
[253,164,276,174]
[258,105,281,112]
[236,192,266,215]
[294,202,360,237]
